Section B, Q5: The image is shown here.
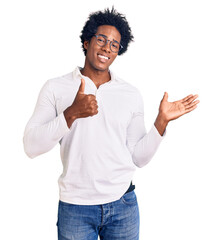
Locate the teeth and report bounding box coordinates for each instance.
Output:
[98,55,108,60]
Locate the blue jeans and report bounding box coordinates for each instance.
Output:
[56,190,140,240]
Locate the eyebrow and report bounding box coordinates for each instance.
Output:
[98,34,120,44]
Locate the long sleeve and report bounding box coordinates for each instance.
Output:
[23,80,70,159]
[126,92,166,168]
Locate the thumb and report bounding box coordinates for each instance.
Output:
[162,92,168,102]
[77,78,85,94]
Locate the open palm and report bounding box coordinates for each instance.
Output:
[159,92,199,121]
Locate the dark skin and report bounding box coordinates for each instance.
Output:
[64,25,200,133]
[64,25,120,128]
[80,25,120,87]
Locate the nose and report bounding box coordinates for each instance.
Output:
[101,41,111,53]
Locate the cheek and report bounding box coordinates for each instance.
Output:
[87,48,97,61]
[110,55,118,63]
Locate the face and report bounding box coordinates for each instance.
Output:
[84,25,121,72]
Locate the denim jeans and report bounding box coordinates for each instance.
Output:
[56,190,140,240]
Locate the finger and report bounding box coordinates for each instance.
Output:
[184,104,198,114]
[181,94,193,103]
[90,101,98,108]
[87,94,97,100]
[185,100,200,111]
[88,108,99,116]
[184,94,199,106]
[90,99,97,104]
[162,92,168,102]
[78,78,85,94]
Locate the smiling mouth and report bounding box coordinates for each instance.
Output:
[98,54,110,61]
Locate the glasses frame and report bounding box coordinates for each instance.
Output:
[93,34,123,53]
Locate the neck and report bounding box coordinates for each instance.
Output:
[80,64,111,86]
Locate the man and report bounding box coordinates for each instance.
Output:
[23,7,199,240]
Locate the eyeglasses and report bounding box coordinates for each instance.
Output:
[93,34,123,53]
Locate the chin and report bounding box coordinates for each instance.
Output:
[93,63,110,72]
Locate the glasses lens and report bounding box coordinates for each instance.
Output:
[95,35,121,53]
[96,35,106,46]
[111,42,120,53]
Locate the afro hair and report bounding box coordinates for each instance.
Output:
[80,7,134,56]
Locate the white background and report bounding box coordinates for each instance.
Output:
[0,0,221,239]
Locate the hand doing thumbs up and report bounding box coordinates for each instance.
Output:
[64,78,99,128]
[77,77,86,95]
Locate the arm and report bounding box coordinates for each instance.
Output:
[126,92,165,168]
[23,78,98,158]
[23,80,70,159]
[126,113,165,168]
[127,91,199,168]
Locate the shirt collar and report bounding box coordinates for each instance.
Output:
[72,66,117,83]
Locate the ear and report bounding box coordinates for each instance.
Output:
[83,40,89,50]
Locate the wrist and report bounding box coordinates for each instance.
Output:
[64,107,77,128]
[154,113,169,136]
[156,112,169,125]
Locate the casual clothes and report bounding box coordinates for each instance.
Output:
[23,66,166,205]
[57,190,140,240]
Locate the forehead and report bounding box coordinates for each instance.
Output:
[96,25,121,42]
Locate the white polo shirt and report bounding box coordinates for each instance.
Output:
[23,66,166,205]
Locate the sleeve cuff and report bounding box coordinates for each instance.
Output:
[152,123,166,139]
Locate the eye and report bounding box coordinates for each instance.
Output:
[112,43,118,49]
[97,36,106,43]
[112,42,120,49]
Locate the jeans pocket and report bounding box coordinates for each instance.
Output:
[121,190,137,206]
